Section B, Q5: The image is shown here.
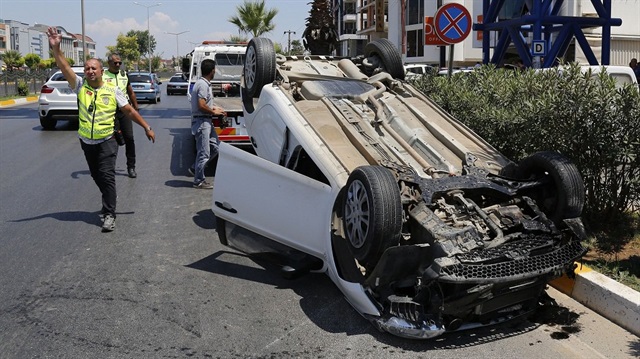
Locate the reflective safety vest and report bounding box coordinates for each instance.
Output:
[77,81,117,140]
[103,70,129,99]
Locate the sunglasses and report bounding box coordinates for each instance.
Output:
[112,61,122,65]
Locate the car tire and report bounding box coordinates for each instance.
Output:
[243,37,276,98]
[516,151,585,222]
[39,115,57,130]
[343,166,402,271]
[151,96,157,104]
[364,39,405,80]
[216,216,229,246]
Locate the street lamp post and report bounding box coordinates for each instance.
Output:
[165,30,189,68]
[134,1,161,73]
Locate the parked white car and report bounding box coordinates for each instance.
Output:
[212,37,587,339]
[404,63,434,79]
[38,67,84,130]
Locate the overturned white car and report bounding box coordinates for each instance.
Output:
[211,37,587,339]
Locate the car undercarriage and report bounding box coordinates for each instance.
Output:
[213,36,588,340]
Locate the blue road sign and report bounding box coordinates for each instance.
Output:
[434,4,472,44]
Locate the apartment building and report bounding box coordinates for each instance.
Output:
[0,20,96,65]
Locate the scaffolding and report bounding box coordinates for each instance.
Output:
[474,0,622,68]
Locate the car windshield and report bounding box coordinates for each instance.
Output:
[170,76,187,82]
[50,72,85,81]
[214,53,244,82]
[129,75,152,83]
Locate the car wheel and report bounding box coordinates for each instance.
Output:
[364,39,405,80]
[516,151,585,222]
[157,94,161,103]
[151,96,157,104]
[216,216,229,246]
[343,166,402,271]
[39,116,57,130]
[243,37,276,98]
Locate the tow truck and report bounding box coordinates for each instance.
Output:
[183,41,249,146]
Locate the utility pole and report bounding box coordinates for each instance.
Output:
[284,30,296,55]
[134,1,162,73]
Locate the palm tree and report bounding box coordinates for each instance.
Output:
[228,0,278,38]
[302,0,338,55]
[0,50,25,71]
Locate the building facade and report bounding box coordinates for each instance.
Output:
[336,0,640,68]
[0,20,97,66]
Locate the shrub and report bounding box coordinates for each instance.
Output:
[412,64,640,250]
[17,80,29,96]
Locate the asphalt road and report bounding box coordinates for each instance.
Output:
[0,88,638,359]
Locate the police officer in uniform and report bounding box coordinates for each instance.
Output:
[103,53,140,178]
[47,26,155,232]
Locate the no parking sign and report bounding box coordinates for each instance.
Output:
[434,3,472,44]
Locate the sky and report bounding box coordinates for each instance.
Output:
[0,0,312,59]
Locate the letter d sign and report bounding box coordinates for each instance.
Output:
[532,40,546,56]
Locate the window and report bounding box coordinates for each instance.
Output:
[406,29,424,58]
[406,0,424,25]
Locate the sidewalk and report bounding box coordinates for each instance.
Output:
[550,263,640,337]
[0,96,38,107]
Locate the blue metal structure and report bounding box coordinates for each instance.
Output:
[473,0,622,68]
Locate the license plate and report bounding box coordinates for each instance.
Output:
[133,85,144,89]
[59,88,73,94]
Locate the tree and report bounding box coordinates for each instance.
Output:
[227,35,249,43]
[228,0,278,38]
[273,42,283,54]
[106,34,141,71]
[302,0,339,55]
[126,30,156,64]
[290,40,305,55]
[0,50,24,71]
[23,53,42,70]
[140,55,163,73]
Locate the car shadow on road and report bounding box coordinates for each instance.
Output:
[193,209,215,229]
[186,249,547,346]
[186,249,373,337]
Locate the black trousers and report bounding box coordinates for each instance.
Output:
[80,137,118,217]
[116,111,136,169]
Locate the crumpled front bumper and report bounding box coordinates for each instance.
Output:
[371,315,446,339]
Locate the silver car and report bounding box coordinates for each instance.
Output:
[128,72,161,104]
[38,67,84,130]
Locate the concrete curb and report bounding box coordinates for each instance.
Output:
[550,263,640,336]
[0,96,38,108]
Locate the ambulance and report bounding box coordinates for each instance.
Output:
[183,41,249,146]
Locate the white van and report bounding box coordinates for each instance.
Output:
[579,65,638,88]
[184,41,249,146]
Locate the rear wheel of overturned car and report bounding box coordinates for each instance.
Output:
[244,37,276,98]
[364,39,405,80]
[516,151,585,222]
[343,166,402,272]
[39,116,57,130]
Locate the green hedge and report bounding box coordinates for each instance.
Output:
[412,64,640,251]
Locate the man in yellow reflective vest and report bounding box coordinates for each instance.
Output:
[103,53,140,178]
[47,26,156,232]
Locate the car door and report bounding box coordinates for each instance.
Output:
[212,142,334,258]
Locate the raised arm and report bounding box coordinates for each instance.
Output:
[46,27,77,89]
